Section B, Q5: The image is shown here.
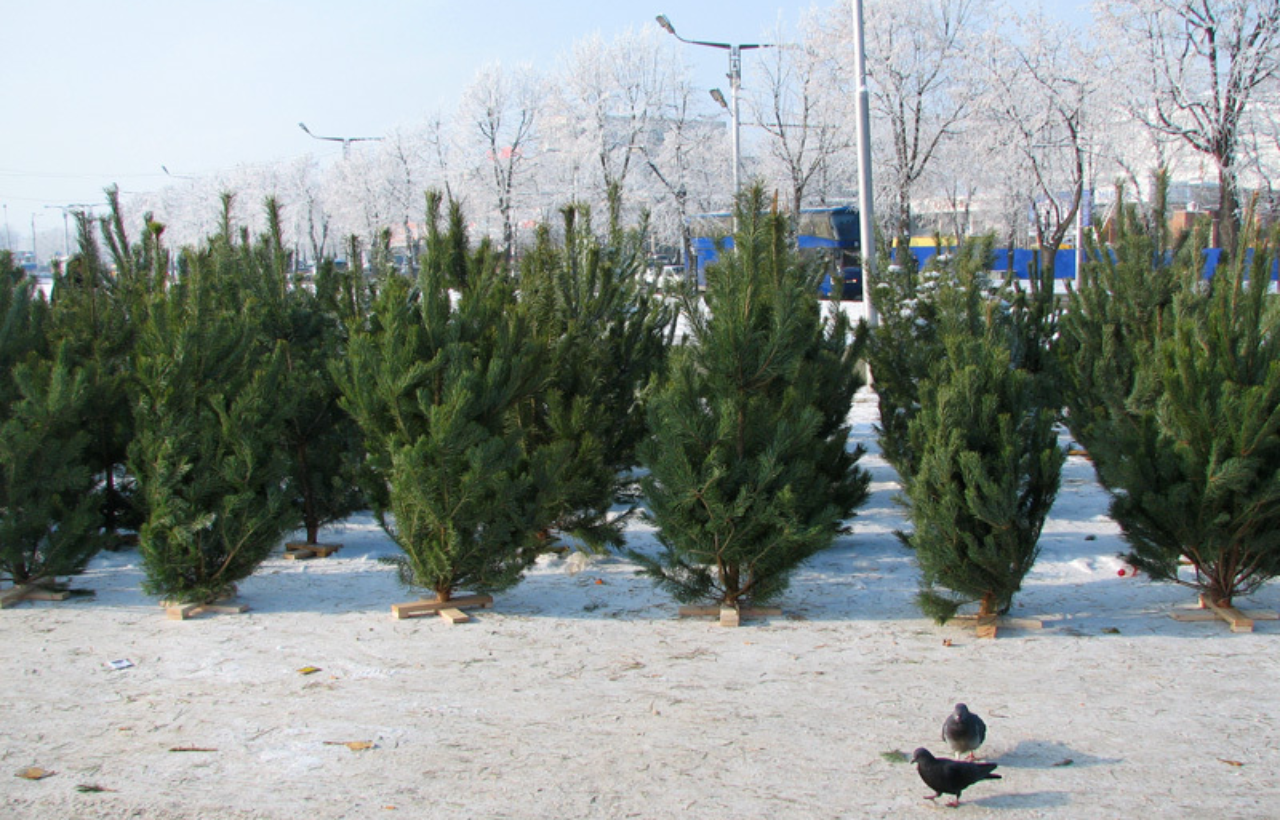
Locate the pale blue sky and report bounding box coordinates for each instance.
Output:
[1,0,1091,249]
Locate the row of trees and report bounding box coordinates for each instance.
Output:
[4,178,1278,619]
[1,186,871,613]
[868,172,1280,617]
[107,0,1280,280]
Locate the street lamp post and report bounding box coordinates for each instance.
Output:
[656,14,773,200]
[298,122,384,159]
[851,0,878,328]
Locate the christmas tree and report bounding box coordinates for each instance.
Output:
[129,205,298,605]
[632,188,870,609]
[334,193,554,601]
[516,192,674,551]
[46,195,152,539]
[864,239,945,479]
[1060,188,1280,606]
[0,254,104,587]
[254,199,366,545]
[893,252,1064,622]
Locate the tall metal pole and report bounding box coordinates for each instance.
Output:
[729,45,743,198]
[656,15,771,208]
[852,0,878,327]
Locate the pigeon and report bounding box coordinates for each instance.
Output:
[911,747,1001,807]
[942,703,987,760]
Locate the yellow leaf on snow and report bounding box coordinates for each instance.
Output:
[325,740,375,751]
[15,767,55,780]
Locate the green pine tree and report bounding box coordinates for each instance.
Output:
[253,198,366,545]
[894,251,1064,622]
[864,239,945,479]
[632,188,870,609]
[516,192,674,552]
[0,254,104,587]
[129,207,298,605]
[1061,190,1280,606]
[333,192,555,601]
[46,200,151,538]
[902,332,1064,622]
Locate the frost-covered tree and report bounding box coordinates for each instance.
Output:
[748,13,854,215]
[974,9,1095,266]
[1098,0,1280,253]
[855,0,988,239]
[456,62,545,264]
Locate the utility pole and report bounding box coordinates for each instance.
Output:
[852,0,878,328]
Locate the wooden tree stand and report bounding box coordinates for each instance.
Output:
[678,604,783,627]
[1170,595,1280,633]
[391,593,493,624]
[0,584,72,609]
[284,542,343,560]
[949,614,1045,639]
[161,588,249,620]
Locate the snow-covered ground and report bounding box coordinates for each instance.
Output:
[3,392,1278,819]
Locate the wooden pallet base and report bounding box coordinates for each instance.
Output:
[1169,596,1280,633]
[0,584,72,609]
[161,599,250,620]
[284,542,342,560]
[950,614,1045,639]
[678,605,783,627]
[391,593,493,623]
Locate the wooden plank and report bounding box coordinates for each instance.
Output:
[678,605,720,618]
[1171,610,1221,623]
[391,593,493,620]
[437,607,470,624]
[166,603,201,620]
[951,614,1044,637]
[1,585,33,608]
[1173,601,1278,628]
[1204,600,1253,633]
[22,589,71,602]
[678,605,783,622]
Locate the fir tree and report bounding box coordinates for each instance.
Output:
[334,193,555,600]
[1057,175,1186,455]
[894,252,1064,622]
[864,240,946,479]
[46,201,151,537]
[129,210,298,604]
[254,198,365,545]
[0,254,104,586]
[1060,190,1280,606]
[632,188,870,609]
[516,192,674,551]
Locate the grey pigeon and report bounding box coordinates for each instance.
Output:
[942,703,986,760]
[911,747,1001,807]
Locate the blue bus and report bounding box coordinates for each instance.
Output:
[688,206,863,300]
